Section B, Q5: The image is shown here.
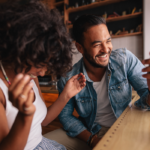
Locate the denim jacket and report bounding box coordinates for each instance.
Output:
[58,48,149,137]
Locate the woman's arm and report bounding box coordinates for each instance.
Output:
[0,102,34,150]
[0,74,35,150]
[34,73,86,126]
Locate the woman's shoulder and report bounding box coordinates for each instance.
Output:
[0,87,6,109]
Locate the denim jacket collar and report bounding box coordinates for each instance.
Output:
[82,60,93,82]
[81,57,114,82]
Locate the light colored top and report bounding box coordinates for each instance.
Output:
[0,78,47,150]
[93,73,116,127]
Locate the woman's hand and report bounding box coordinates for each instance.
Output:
[62,73,86,100]
[8,74,35,115]
[142,59,150,91]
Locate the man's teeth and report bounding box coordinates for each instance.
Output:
[30,74,36,78]
[99,54,107,58]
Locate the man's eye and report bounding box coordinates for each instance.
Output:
[94,44,100,47]
[107,40,111,43]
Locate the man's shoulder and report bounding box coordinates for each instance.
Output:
[111,48,135,62]
[111,48,126,57]
[110,48,133,63]
[110,48,133,69]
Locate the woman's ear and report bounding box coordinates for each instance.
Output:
[75,42,84,55]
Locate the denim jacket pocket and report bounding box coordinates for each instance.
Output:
[75,97,92,118]
[109,79,131,105]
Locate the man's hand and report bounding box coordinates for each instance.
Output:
[142,59,150,91]
[76,130,101,149]
[90,135,101,148]
[62,73,86,100]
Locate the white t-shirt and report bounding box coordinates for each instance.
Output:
[0,79,47,150]
[93,73,116,127]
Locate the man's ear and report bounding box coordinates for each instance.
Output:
[75,42,84,54]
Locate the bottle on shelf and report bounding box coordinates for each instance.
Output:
[91,0,96,3]
[82,0,86,6]
[122,11,126,16]
[130,29,134,33]
[102,12,107,19]
[75,2,79,8]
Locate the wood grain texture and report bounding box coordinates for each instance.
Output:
[42,93,59,103]
[106,12,142,23]
[93,92,150,150]
[54,1,64,7]
[68,12,142,28]
[67,0,126,13]
[111,32,142,38]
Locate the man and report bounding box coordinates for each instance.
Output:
[57,14,150,149]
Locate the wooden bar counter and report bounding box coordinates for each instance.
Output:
[94,92,150,150]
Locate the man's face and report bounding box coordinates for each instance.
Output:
[81,24,113,68]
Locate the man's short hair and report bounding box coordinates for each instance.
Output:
[73,14,106,45]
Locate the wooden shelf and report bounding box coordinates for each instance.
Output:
[70,33,142,43]
[111,32,142,38]
[54,1,64,7]
[40,86,58,94]
[67,0,126,13]
[67,12,142,29]
[106,12,142,23]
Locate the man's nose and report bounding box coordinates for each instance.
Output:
[101,43,109,53]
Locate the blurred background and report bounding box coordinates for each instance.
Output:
[1,0,149,90]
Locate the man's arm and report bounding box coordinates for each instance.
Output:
[58,76,100,148]
[76,130,101,148]
[125,49,149,109]
[142,58,150,106]
[58,76,87,137]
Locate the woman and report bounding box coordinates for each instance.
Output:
[0,1,86,150]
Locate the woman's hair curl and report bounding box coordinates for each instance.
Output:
[0,0,72,76]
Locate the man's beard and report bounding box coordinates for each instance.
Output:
[83,48,111,68]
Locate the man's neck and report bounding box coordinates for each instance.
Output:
[83,59,107,82]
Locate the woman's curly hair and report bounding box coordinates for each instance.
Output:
[0,0,72,76]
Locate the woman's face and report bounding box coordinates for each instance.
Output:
[23,64,48,79]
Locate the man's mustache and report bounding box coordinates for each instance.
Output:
[96,50,111,57]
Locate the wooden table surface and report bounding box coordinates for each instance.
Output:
[93,92,150,150]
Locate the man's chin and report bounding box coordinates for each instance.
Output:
[91,62,108,68]
[84,54,109,68]
[95,60,109,68]
[96,64,108,68]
